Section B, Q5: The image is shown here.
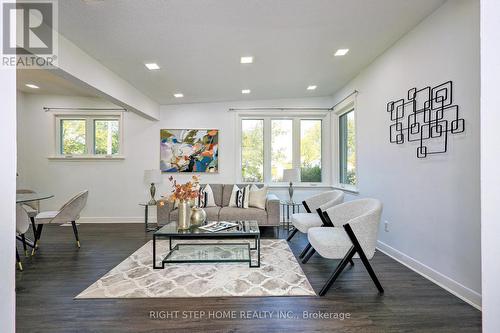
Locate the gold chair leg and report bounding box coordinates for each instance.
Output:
[77,240,81,248]
[18,262,23,271]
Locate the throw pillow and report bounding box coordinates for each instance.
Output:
[198,184,217,208]
[228,185,250,209]
[249,185,268,210]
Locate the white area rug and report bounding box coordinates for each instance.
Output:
[76,239,316,298]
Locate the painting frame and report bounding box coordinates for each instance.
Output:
[160,128,219,173]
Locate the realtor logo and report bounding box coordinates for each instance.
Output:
[1,0,58,68]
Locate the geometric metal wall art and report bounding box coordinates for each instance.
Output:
[387,81,465,158]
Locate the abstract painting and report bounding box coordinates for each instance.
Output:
[160,129,219,173]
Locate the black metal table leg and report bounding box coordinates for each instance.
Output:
[153,234,159,269]
[144,205,148,232]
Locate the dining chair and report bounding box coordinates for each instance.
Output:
[32,190,89,255]
[16,204,31,271]
[307,198,384,296]
[16,189,39,238]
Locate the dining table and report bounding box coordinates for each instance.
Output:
[16,192,54,204]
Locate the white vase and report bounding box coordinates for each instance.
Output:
[178,200,191,230]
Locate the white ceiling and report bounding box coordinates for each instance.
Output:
[50,0,445,104]
[17,69,99,97]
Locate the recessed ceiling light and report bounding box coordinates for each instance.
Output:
[241,89,251,94]
[307,85,317,90]
[173,93,184,98]
[145,63,160,70]
[25,84,39,89]
[240,56,253,64]
[334,49,349,56]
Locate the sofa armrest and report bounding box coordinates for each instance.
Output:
[157,199,173,225]
[266,194,280,225]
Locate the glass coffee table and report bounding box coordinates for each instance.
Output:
[153,221,260,269]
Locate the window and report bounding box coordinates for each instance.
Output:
[60,119,86,155]
[94,119,120,155]
[339,110,356,185]
[271,119,293,182]
[300,119,322,182]
[55,114,122,158]
[241,119,264,182]
[240,115,325,184]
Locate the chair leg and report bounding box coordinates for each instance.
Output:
[344,224,384,293]
[299,243,312,259]
[21,234,28,256]
[286,228,298,242]
[71,221,80,248]
[31,224,44,256]
[319,246,356,296]
[302,248,316,264]
[16,248,23,271]
[30,217,37,239]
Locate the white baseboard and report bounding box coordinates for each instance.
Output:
[377,241,482,310]
[78,217,156,224]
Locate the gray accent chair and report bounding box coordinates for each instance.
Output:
[287,190,345,261]
[32,190,89,255]
[287,190,345,242]
[157,184,280,226]
[307,198,384,296]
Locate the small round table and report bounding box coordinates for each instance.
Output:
[139,203,160,232]
[280,200,302,233]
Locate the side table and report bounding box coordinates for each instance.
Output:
[280,200,302,233]
[139,203,160,232]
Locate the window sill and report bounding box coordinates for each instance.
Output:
[48,155,125,161]
[332,184,359,194]
[267,184,333,189]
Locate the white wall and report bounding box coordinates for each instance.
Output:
[481,0,500,331]
[0,30,17,333]
[331,0,481,307]
[17,93,333,221]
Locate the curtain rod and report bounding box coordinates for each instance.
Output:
[228,107,331,111]
[332,90,359,109]
[228,90,358,112]
[43,107,127,112]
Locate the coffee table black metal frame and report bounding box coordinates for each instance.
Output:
[153,221,260,269]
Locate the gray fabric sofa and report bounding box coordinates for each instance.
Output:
[157,184,280,226]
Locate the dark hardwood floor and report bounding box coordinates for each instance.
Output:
[16,224,481,333]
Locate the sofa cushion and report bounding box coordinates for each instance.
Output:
[249,185,268,210]
[198,184,217,207]
[228,184,250,208]
[170,206,221,223]
[204,184,223,207]
[222,184,264,207]
[219,207,267,225]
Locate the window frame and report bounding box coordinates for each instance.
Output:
[52,112,124,160]
[236,111,330,186]
[332,96,358,191]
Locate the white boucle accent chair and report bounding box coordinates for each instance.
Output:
[32,190,88,255]
[286,190,344,258]
[16,205,31,271]
[307,198,384,296]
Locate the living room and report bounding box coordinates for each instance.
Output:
[2,0,500,332]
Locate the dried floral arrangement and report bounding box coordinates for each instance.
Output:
[168,175,200,202]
